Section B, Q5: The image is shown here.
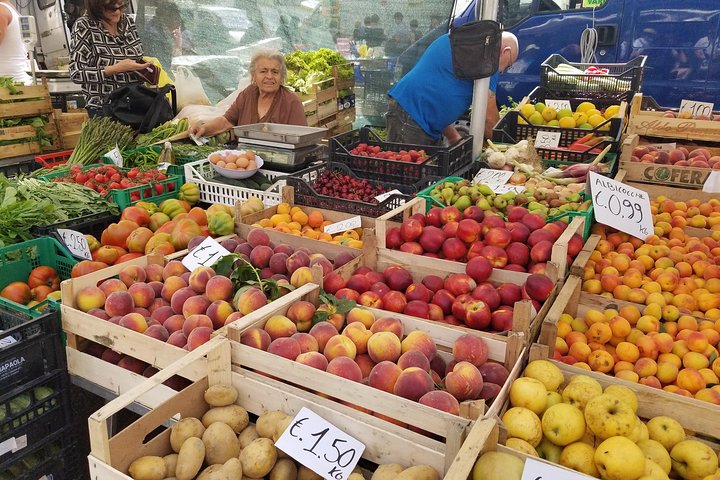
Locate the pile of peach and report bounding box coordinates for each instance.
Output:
[249,202,364,249]
[240,304,511,419]
[651,196,720,232]
[553,304,720,404]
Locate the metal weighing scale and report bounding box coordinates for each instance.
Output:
[233,123,328,173]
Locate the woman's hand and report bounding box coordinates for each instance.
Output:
[189,117,233,138]
[107,58,151,75]
[189,120,206,137]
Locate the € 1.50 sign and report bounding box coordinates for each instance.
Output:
[588,172,653,240]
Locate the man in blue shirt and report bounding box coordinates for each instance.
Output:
[386,31,518,145]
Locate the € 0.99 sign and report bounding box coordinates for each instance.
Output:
[588,171,653,240]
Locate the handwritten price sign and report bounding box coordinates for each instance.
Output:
[521,458,589,480]
[679,99,714,118]
[545,99,572,111]
[57,228,92,260]
[104,146,124,168]
[324,216,361,235]
[588,172,653,240]
[181,237,232,272]
[472,168,513,187]
[534,131,562,149]
[275,407,365,480]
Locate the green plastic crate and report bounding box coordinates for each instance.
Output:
[0,237,77,317]
[417,176,465,212]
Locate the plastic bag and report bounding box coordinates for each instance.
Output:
[172,66,211,110]
[174,78,250,124]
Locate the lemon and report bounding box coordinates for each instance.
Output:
[586,109,603,119]
[529,112,545,125]
[599,122,611,131]
[557,108,573,119]
[588,114,606,128]
[572,112,588,126]
[542,107,558,122]
[578,122,593,130]
[546,119,560,127]
[604,105,620,119]
[558,116,576,128]
[576,101,596,114]
[520,104,536,119]
[534,102,546,113]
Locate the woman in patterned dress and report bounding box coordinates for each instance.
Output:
[69,0,151,117]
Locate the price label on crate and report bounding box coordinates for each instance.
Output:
[374,189,403,203]
[492,184,526,194]
[646,142,676,153]
[57,228,93,260]
[534,131,562,149]
[0,336,18,348]
[182,237,232,272]
[275,407,365,480]
[588,171,653,240]
[324,216,361,235]
[703,171,720,193]
[679,99,714,118]
[104,146,124,168]
[472,168,513,187]
[545,99,572,111]
[521,458,589,480]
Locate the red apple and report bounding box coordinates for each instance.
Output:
[381,291,407,313]
[421,275,445,293]
[480,245,508,268]
[404,300,430,319]
[497,283,522,306]
[456,219,481,243]
[507,222,530,243]
[506,242,530,266]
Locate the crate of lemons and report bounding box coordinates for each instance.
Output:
[518,102,621,130]
[473,359,720,480]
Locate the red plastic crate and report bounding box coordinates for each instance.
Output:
[35,150,73,169]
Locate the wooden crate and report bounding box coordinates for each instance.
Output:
[0,121,60,160]
[226,283,527,474]
[298,77,338,105]
[375,196,589,283]
[0,80,53,119]
[628,93,720,142]
[88,336,453,479]
[54,108,88,150]
[618,134,719,189]
[333,62,356,91]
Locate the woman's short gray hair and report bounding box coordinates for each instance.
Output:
[249,49,287,83]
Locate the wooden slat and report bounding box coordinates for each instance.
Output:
[628,93,720,142]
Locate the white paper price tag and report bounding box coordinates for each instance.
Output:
[374,189,403,203]
[545,99,572,111]
[521,458,589,480]
[679,99,715,118]
[492,184,526,194]
[324,216,361,235]
[541,166,564,176]
[57,228,93,260]
[105,146,124,168]
[182,237,232,272]
[535,131,562,149]
[703,171,720,193]
[0,336,18,348]
[0,438,17,457]
[647,142,676,153]
[472,168,513,187]
[275,407,365,480]
[588,171,653,240]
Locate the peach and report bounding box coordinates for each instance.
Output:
[161,276,187,303]
[419,390,460,415]
[286,301,317,332]
[676,368,706,394]
[204,275,233,302]
[323,334,357,361]
[104,290,134,317]
[166,330,188,348]
[400,330,437,361]
[345,307,375,329]
[291,332,319,353]
[326,357,363,382]
[187,266,215,294]
[182,314,213,337]
[169,286,194,314]
[127,282,155,309]
[182,295,212,318]
[76,286,107,313]
[366,331,402,363]
[163,314,185,334]
[267,337,302,360]
[187,326,212,351]
[479,382,502,401]
[342,322,372,354]
[117,356,149,374]
[119,265,146,288]
[240,327,271,350]
[368,361,403,393]
[393,367,434,401]
[144,263,164,282]
[144,324,170,342]
[264,314,298,340]
[444,361,483,401]
[162,260,188,280]
[289,266,314,289]
[296,351,328,371]
[249,245,273,269]
[369,317,404,339]
[247,228,270,247]
[478,362,509,386]
[235,287,268,315]
[206,300,234,329]
[286,250,311,275]
[309,322,339,351]
[99,278,127,297]
[397,349,431,371]
[452,334,488,367]
[119,312,148,333]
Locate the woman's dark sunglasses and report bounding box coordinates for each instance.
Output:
[104,2,127,11]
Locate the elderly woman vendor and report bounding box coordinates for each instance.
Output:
[190,49,307,136]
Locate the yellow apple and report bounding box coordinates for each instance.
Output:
[627,417,650,443]
[670,440,718,480]
[505,438,539,457]
[561,377,603,411]
[541,403,586,446]
[642,459,670,479]
[603,384,638,413]
[594,436,646,480]
[502,407,543,447]
[646,416,686,451]
[584,393,636,439]
[559,442,599,477]
[524,359,564,392]
[637,439,672,474]
[536,437,562,464]
[543,391,563,414]
[472,451,525,480]
[509,377,548,415]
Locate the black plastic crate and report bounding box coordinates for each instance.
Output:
[31,210,119,242]
[330,127,473,185]
[540,54,646,98]
[0,158,40,178]
[0,423,80,480]
[492,86,627,158]
[0,308,63,390]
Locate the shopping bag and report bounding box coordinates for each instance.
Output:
[173,66,211,110]
[449,20,501,80]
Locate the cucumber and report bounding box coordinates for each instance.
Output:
[253,172,271,185]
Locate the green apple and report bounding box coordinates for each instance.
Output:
[561,377,602,411]
[472,451,524,480]
[523,359,564,392]
[502,407,543,447]
[643,459,670,479]
[594,436,646,480]
[646,416,686,451]
[584,393,636,440]
[637,439,671,474]
[559,442,599,477]
[541,403,586,446]
[505,438,539,457]
[603,384,638,413]
[509,377,547,415]
[536,437,562,464]
[670,440,718,480]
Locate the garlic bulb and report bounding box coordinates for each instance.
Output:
[487,151,506,168]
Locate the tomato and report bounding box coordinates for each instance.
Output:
[110,173,121,182]
[28,266,60,290]
[156,173,166,181]
[94,173,105,183]
[154,184,164,195]
[127,168,140,179]
[120,178,132,188]
[109,182,121,190]
[0,281,32,304]
[83,180,95,190]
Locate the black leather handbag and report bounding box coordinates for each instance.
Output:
[449,20,502,80]
[102,84,176,133]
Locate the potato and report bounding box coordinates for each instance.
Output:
[203,422,241,465]
[256,410,289,439]
[272,416,294,443]
[196,465,228,480]
[128,455,167,480]
[298,466,323,480]
[348,474,365,480]
[162,454,178,477]
[202,405,249,433]
[239,437,277,478]
[204,384,239,407]
[371,464,404,480]
[170,417,205,453]
[238,425,259,448]
[396,465,440,480]
[269,458,297,480]
[222,458,243,478]
[175,437,205,480]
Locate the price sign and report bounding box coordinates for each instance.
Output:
[588,171,653,240]
[374,189,403,203]
[679,99,715,118]
[521,458,589,480]
[275,407,365,480]
[492,184,526,194]
[703,171,720,193]
[57,228,92,260]
[324,216,361,235]
[104,146,123,168]
[545,99,572,111]
[472,168,513,187]
[0,336,18,348]
[646,142,676,153]
[535,131,562,149]
[181,237,232,272]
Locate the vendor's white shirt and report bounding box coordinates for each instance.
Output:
[0,2,32,85]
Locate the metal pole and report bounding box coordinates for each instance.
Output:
[469,0,500,160]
